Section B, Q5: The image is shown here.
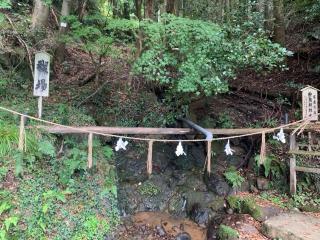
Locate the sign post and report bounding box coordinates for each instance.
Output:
[301,86,319,121]
[33,52,50,118]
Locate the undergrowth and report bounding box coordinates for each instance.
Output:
[0,117,120,239]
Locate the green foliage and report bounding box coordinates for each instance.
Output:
[138,181,160,197]
[106,18,139,42]
[57,147,88,186]
[103,145,114,159]
[224,167,245,188]
[133,15,287,103]
[0,122,19,157]
[227,196,262,220]
[0,0,11,9]
[63,15,116,59]
[0,166,8,181]
[217,112,234,128]
[306,0,320,20]
[218,224,239,240]
[255,154,286,179]
[260,192,287,208]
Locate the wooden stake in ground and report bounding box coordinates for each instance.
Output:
[18,115,26,151]
[147,140,154,175]
[290,134,297,195]
[38,96,43,119]
[207,141,212,175]
[259,132,266,165]
[87,133,93,169]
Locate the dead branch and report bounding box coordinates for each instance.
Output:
[4,14,34,77]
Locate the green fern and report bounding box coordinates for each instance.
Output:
[224,167,245,188]
[38,140,56,158]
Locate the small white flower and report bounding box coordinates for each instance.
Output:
[115,138,128,151]
[175,141,186,156]
[224,140,235,156]
[273,128,286,143]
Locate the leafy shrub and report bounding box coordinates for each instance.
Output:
[224,167,245,188]
[133,15,288,103]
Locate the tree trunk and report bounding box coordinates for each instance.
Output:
[31,0,49,29]
[56,0,72,63]
[166,0,176,14]
[273,0,285,45]
[264,0,273,34]
[225,0,230,21]
[77,0,87,21]
[145,0,154,19]
[134,0,142,20]
[123,0,130,19]
[112,0,120,18]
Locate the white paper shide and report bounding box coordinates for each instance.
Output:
[224,140,235,156]
[115,138,128,151]
[175,141,186,156]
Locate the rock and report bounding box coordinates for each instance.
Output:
[175,232,192,240]
[156,225,166,237]
[117,157,148,184]
[226,208,234,214]
[168,193,187,217]
[205,175,230,196]
[263,212,320,240]
[189,205,213,227]
[256,177,269,190]
[257,205,283,221]
[250,184,259,193]
[174,172,208,192]
[185,191,223,212]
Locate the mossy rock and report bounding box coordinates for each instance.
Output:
[227,196,263,221]
[217,224,239,240]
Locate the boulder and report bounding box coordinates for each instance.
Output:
[263,212,320,240]
[205,174,230,196]
[257,177,270,190]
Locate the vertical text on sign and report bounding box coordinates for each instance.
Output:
[301,86,318,121]
[33,52,50,97]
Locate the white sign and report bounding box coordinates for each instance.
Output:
[301,86,318,121]
[60,22,67,27]
[33,52,50,97]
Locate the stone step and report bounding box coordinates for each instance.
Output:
[263,212,320,240]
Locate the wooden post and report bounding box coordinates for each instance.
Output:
[87,133,93,169]
[147,140,153,175]
[207,141,212,175]
[259,132,266,165]
[18,115,26,151]
[38,96,43,119]
[290,134,297,195]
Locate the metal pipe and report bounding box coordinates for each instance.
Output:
[180,118,213,140]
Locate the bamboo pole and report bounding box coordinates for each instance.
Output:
[147,140,153,175]
[18,115,26,151]
[207,141,212,174]
[87,133,93,169]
